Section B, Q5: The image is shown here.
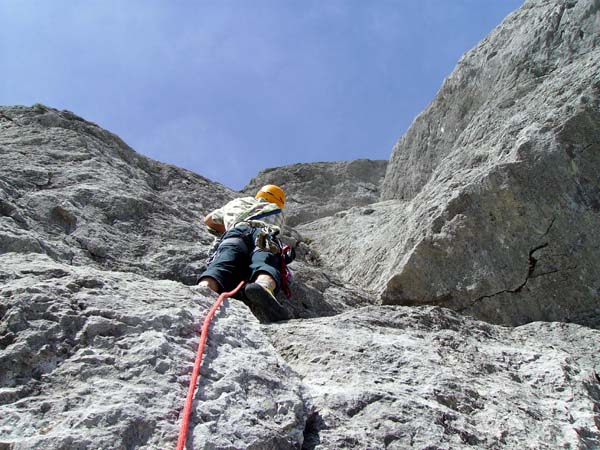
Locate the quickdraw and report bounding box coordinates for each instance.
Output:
[280,245,294,299]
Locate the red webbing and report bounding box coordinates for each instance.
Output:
[175,280,245,450]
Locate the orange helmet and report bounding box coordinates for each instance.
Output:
[256,184,286,209]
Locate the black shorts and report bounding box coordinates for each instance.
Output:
[200,225,282,293]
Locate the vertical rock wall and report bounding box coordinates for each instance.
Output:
[382,0,600,201]
[0,105,235,285]
[301,0,600,327]
[244,160,387,227]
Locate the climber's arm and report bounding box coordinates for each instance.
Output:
[204,213,225,234]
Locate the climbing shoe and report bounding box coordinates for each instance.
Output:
[243,282,290,323]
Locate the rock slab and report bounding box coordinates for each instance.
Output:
[268,306,600,449]
[0,105,235,285]
[0,253,306,449]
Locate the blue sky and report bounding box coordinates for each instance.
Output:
[1,1,523,190]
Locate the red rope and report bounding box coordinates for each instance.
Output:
[280,245,292,299]
[176,280,246,450]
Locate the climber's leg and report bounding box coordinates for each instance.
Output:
[198,228,252,293]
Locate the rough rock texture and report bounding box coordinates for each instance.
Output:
[268,306,600,450]
[0,105,365,321]
[242,159,384,319]
[300,0,600,328]
[0,104,235,285]
[244,160,387,227]
[0,105,371,449]
[0,253,305,449]
[282,259,374,321]
[3,0,600,448]
[382,0,600,200]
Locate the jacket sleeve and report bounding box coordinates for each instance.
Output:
[209,206,225,225]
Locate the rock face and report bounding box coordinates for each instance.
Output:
[242,160,383,320]
[267,306,600,449]
[0,105,369,323]
[0,105,236,286]
[2,0,600,448]
[300,0,600,328]
[0,105,375,449]
[244,160,387,227]
[0,253,306,449]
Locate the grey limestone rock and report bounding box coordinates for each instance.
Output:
[382,0,600,201]
[267,306,600,449]
[3,0,600,447]
[243,160,387,227]
[0,105,372,450]
[301,0,600,327]
[0,105,236,286]
[0,253,306,449]
[283,260,375,320]
[242,159,383,319]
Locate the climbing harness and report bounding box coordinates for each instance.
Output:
[175,280,246,450]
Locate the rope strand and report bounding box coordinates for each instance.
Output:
[176,280,245,450]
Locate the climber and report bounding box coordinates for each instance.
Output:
[198,184,291,322]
